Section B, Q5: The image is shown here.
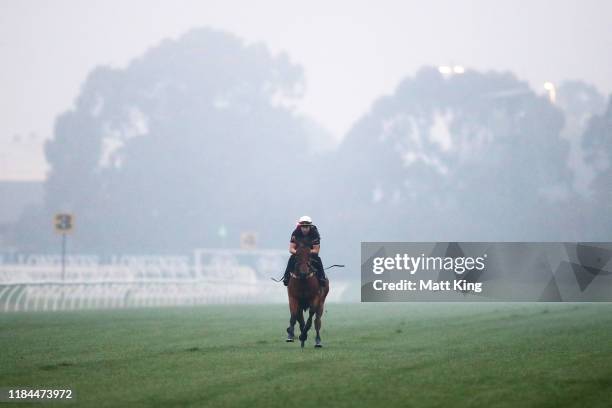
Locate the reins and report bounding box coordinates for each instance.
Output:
[270,264,345,283]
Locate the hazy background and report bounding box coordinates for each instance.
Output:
[1,0,612,279]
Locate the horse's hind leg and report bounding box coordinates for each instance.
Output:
[314,306,323,348]
[315,284,328,348]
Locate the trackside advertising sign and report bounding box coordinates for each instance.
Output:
[361,242,612,302]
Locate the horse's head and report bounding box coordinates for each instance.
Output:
[295,245,314,278]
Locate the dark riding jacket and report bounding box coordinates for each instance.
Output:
[290,225,321,248]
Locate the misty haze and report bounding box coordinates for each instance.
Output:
[1,2,611,307]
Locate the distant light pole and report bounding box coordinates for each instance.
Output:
[543,82,556,104]
[438,66,452,75]
[438,65,466,76]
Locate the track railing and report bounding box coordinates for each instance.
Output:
[0,250,349,311]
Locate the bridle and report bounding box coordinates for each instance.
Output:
[289,270,315,280]
[291,247,315,280]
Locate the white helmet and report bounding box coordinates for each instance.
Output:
[298,215,313,225]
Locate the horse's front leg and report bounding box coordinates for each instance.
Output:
[286,296,298,342]
[299,307,316,348]
[296,307,306,334]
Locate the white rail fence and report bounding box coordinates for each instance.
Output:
[0,249,350,312]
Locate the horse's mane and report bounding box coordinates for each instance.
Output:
[295,245,312,274]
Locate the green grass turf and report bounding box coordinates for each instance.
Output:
[1,303,612,407]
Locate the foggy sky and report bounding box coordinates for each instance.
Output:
[2,0,611,180]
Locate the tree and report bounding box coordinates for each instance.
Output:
[556,80,607,196]
[322,67,574,245]
[17,28,327,252]
[582,96,612,238]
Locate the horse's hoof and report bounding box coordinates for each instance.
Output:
[314,343,322,348]
[286,328,295,342]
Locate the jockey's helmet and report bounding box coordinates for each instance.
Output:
[298,215,313,226]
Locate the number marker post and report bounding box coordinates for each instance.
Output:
[54,214,74,280]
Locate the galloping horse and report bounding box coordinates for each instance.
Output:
[286,245,329,348]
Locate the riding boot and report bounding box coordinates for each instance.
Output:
[283,255,295,286]
[309,254,326,287]
[316,263,327,287]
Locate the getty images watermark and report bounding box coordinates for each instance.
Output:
[361,242,612,302]
[372,252,486,293]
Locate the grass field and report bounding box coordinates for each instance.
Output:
[1,303,612,407]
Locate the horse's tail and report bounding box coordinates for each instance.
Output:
[299,299,309,311]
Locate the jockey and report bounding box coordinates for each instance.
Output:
[282,215,327,287]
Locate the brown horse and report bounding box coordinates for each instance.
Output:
[286,245,329,348]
